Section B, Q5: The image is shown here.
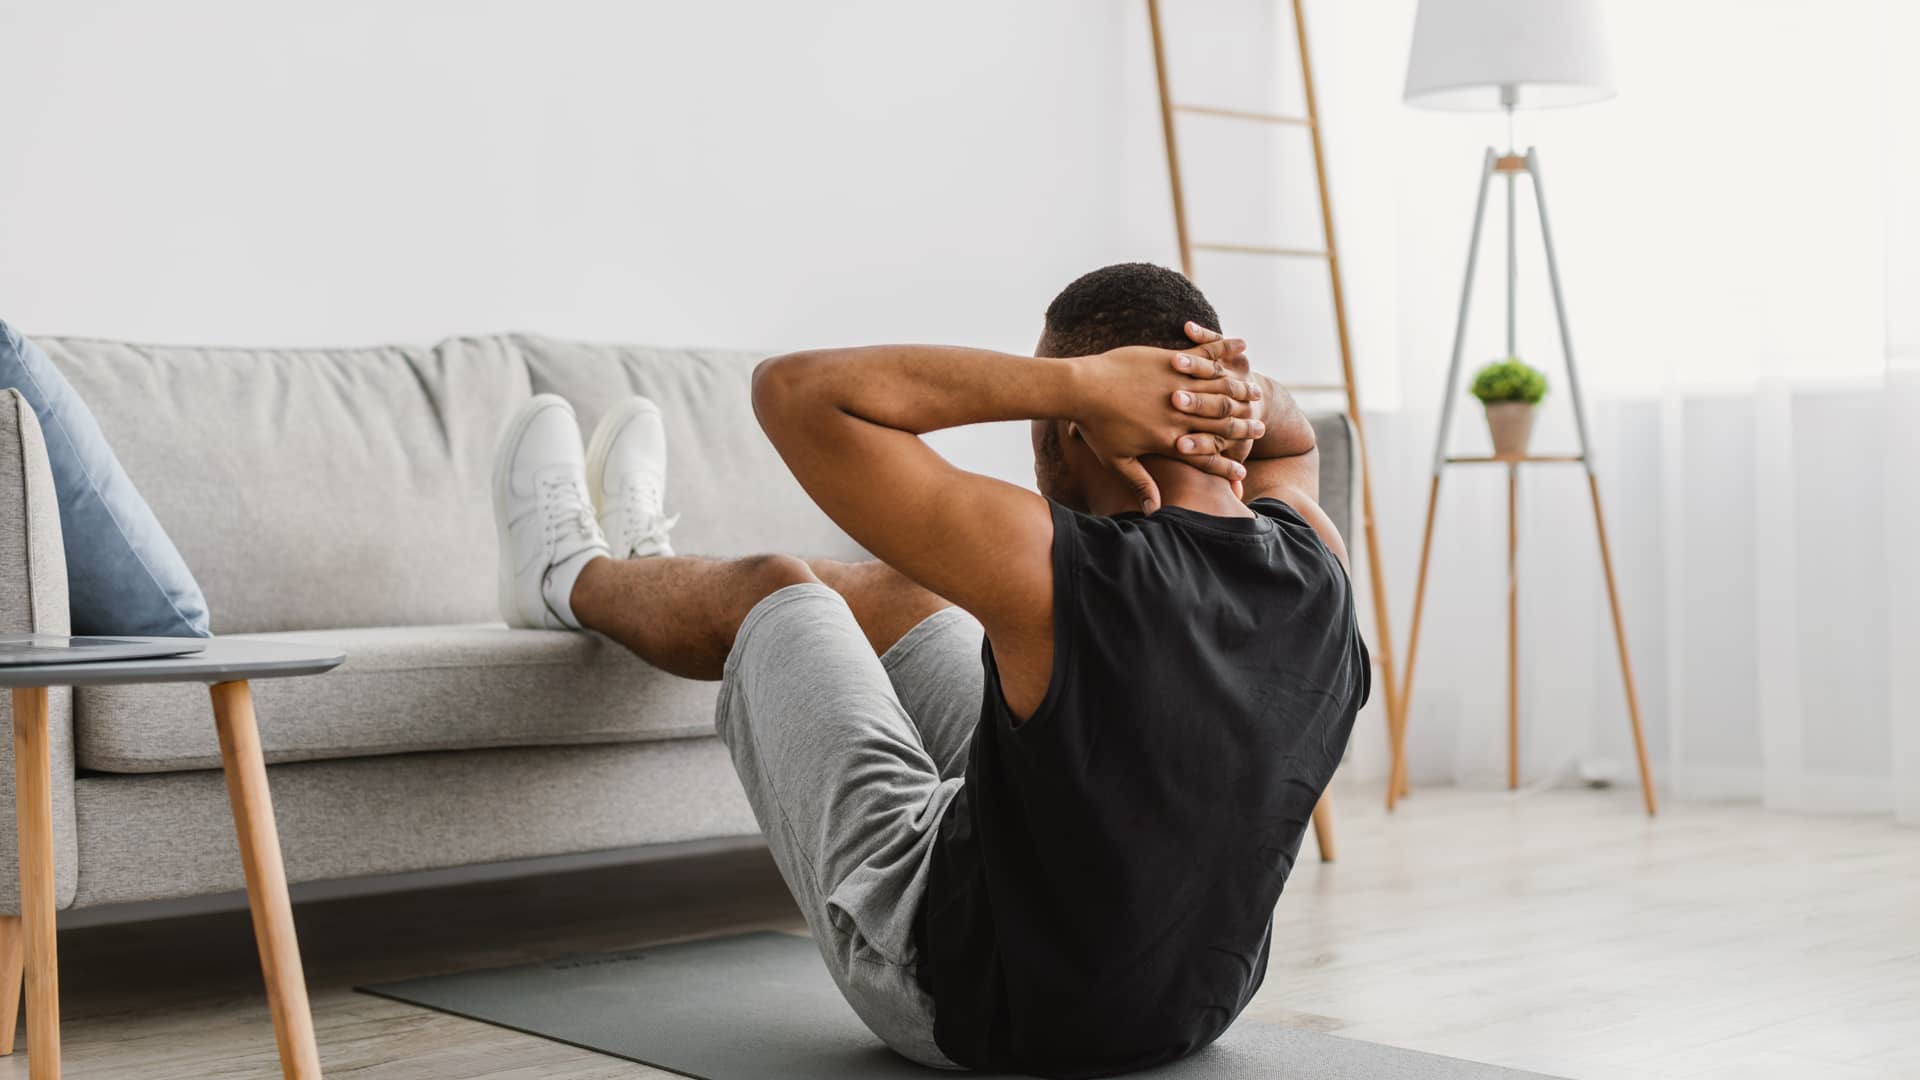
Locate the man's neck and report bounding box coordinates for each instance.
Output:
[1087,457,1253,519]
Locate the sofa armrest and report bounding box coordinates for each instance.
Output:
[1,387,80,911]
[1306,411,1356,549]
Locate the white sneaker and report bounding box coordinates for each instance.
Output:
[492,394,609,629]
[585,397,678,560]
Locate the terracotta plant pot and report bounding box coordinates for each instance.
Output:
[1483,402,1537,458]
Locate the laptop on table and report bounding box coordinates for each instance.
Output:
[0,635,207,666]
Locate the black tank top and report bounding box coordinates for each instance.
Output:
[914,497,1370,1078]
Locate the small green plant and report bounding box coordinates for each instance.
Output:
[1470,358,1548,405]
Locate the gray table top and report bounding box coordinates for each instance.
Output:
[0,637,344,688]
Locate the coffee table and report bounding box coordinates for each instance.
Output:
[1,637,345,1079]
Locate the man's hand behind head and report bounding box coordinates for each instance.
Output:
[1070,336,1266,512]
[1173,322,1313,462]
[1175,323,1266,464]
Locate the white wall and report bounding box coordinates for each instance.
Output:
[1,1,1157,348]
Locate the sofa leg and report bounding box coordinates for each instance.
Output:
[210,680,322,1079]
[0,914,19,1055]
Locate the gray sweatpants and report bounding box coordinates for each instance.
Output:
[713,583,985,1069]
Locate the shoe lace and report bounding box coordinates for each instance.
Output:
[615,477,679,557]
[541,473,603,547]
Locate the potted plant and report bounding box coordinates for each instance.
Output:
[1469,357,1548,458]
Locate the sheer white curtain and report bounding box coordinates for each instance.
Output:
[1883,0,1920,826]
[1299,0,1915,822]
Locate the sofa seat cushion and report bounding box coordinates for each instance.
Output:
[74,624,720,774]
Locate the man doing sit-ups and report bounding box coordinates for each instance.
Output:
[490,263,1370,1079]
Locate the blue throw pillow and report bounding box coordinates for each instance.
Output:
[0,320,211,637]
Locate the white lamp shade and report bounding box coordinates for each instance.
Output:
[1403,0,1614,111]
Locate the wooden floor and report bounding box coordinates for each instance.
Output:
[4,787,1914,1079]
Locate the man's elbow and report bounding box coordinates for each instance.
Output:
[1267,403,1313,453]
[1254,378,1317,459]
[751,351,830,433]
[1275,413,1317,460]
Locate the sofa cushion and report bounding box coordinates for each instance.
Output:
[514,336,864,562]
[74,624,721,774]
[34,335,531,634]
[3,322,210,636]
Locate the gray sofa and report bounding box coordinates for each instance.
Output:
[0,334,1353,916]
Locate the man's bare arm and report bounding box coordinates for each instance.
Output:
[750,341,1257,716]
[752,346,1069,639]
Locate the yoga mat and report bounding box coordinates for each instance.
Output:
[362,931,1557,1080]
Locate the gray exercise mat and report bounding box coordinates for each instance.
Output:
[361,931,1555,1080]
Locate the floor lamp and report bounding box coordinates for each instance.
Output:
[1392,0,1658,815]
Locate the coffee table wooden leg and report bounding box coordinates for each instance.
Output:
[11,687,58,1078]
[210,680,321,1079]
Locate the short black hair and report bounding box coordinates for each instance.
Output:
[1038,262,1221,357]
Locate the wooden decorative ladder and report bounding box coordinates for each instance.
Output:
[1145,0,1407,827]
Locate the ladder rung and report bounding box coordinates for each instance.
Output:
[1284,382,1348,393]
[1193,242,1327,258]
[1173,103,1312,127]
